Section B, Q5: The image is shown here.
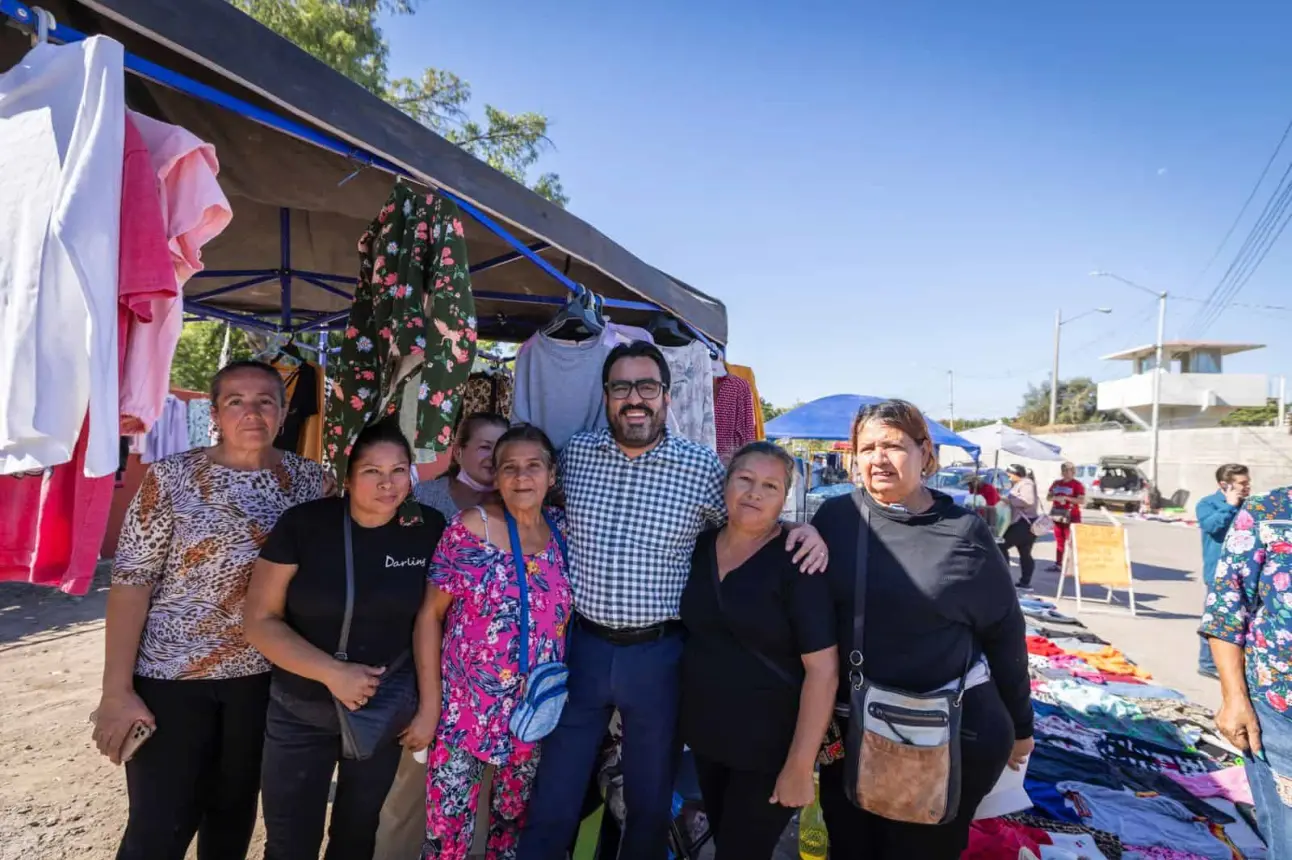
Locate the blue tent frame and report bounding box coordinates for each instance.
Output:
[0,0,721,355]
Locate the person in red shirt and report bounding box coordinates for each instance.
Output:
[970,475,1001,507]
[1047,463,1085,571]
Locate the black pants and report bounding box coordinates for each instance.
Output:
[261,690,404,860]
[116,673,270,860]
[1001,520,1036,586]
[692,754,795,859]
[818,684,1015,860]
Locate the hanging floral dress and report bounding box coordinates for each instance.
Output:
[324,184,477,486]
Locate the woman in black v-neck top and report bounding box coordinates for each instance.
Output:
[680,443,838,859]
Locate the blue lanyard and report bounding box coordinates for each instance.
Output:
[503,508,567,676]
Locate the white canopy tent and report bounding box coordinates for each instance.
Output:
[956,422,1065,463]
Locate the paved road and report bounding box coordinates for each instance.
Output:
[1017,511,1221,711]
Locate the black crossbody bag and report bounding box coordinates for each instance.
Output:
[331,508,419,760]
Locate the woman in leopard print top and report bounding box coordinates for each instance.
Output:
[92,361,327,860]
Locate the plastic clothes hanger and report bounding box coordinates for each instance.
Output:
[542,286,605,341]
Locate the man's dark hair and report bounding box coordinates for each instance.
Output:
[602,340,671,390]
[1216,463,1249,484]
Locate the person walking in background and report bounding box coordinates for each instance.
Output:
[1002,465,1040,591]
[680,442,838,858]
[1200,484,1292,856]
[246,420,446,860]
[1045,462,1085,573]
[421,424,571,859]
[810,400,1032,858]
[372,411,510,860]
[1195,463,1250,680]
[93,361,326,860]
[518,341,828,860]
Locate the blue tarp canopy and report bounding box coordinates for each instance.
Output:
[764,394,982,459]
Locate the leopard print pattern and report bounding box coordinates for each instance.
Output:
[113,449,325,680]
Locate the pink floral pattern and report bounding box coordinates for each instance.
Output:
[323,184,477,507]
[1200,488,1292,713]
[424,741,540,860]
[429,509,572,764]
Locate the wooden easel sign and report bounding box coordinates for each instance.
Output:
[1054,522,1137,616]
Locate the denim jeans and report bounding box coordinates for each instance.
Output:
[1199,636,1217,675]
[1247,698,1292,857]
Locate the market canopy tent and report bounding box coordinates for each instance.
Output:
[0,0,727,344]
[764,394,982,459]
[956,421,1064,462]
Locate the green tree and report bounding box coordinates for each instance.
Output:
[170,322,255,392]
[1221,398,1284,427]
[230,0,566,205]
[760,397,788,424]
[1016,377,1115,427]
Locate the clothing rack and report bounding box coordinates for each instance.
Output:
[0,0,723,358]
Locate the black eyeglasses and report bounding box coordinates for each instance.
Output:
[605,379,667,400]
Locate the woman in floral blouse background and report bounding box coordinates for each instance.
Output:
[1200,485,1292,855]
[420,424,571,859]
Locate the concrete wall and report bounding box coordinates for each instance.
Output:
[947,425,1292,511]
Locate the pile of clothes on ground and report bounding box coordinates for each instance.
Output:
[964,597,1264,859]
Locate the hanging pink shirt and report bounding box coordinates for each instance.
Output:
[713,374,756,464]
[119,110,231,432]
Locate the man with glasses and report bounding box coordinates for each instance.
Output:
[518,340,828,860]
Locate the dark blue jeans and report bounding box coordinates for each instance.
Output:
[518,622,683,860]
[1199,572,1218,674]
[1248,698,1292,857]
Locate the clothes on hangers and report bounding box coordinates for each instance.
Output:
[324,184,477,484]
[659,341,718,450]
[713,373,756,464]
[512,332,613,450]
[724,364,765,441]
[0,35,125,478]
[119,110,232,433]
[142,396,192,464]
[116,114,178,436]
[186,399,213,449]
[461,370,514,419]
[271,358,323,462]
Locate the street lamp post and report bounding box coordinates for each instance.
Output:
[1090,271,1169,490]
[1049,307,1113,426]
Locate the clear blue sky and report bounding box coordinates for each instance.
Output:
[380,0,1292,418]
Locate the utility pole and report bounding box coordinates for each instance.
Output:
[948,370,956,432]
[1149,292,1167,489]
[1049,310,1061,426]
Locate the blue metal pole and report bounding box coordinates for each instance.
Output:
[184,301,281,332]
[188,274,277,302]
[294,275,354,301]
[469,242,550,274]
[279,208,292,330]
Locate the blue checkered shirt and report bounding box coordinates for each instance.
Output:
[559,429,726,629]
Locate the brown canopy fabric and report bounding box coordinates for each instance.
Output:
[0,0,727,343]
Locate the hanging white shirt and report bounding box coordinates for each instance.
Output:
[0,36,125,477]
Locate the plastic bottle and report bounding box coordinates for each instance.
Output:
[798,772,828,860]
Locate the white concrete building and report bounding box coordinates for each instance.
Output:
[1096,341,1268,429]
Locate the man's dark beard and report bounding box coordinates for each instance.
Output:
[608,403,666,449]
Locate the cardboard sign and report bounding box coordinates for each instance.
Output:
[1055,522,1137,615]
[1070,524,1132,587]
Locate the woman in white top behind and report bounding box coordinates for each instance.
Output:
[1001,465,1040,591]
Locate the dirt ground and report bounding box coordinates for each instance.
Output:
[0,563,267,860]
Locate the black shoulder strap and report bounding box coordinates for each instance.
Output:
[710,530,797,687]
[335,507,356,661]
[850,490,870,688]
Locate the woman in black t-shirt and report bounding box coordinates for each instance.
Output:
[811,400,1033,860]
[245,419,446,860]
[679,442,839,859]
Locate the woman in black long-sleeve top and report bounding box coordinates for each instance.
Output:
[811,400,1033,859]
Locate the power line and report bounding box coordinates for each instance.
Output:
[1193,115,1292,282]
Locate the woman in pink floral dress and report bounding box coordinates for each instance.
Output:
[420,424,572,859]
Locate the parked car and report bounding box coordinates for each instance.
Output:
[925,466,1013,507]
[1079,456,1153,513]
